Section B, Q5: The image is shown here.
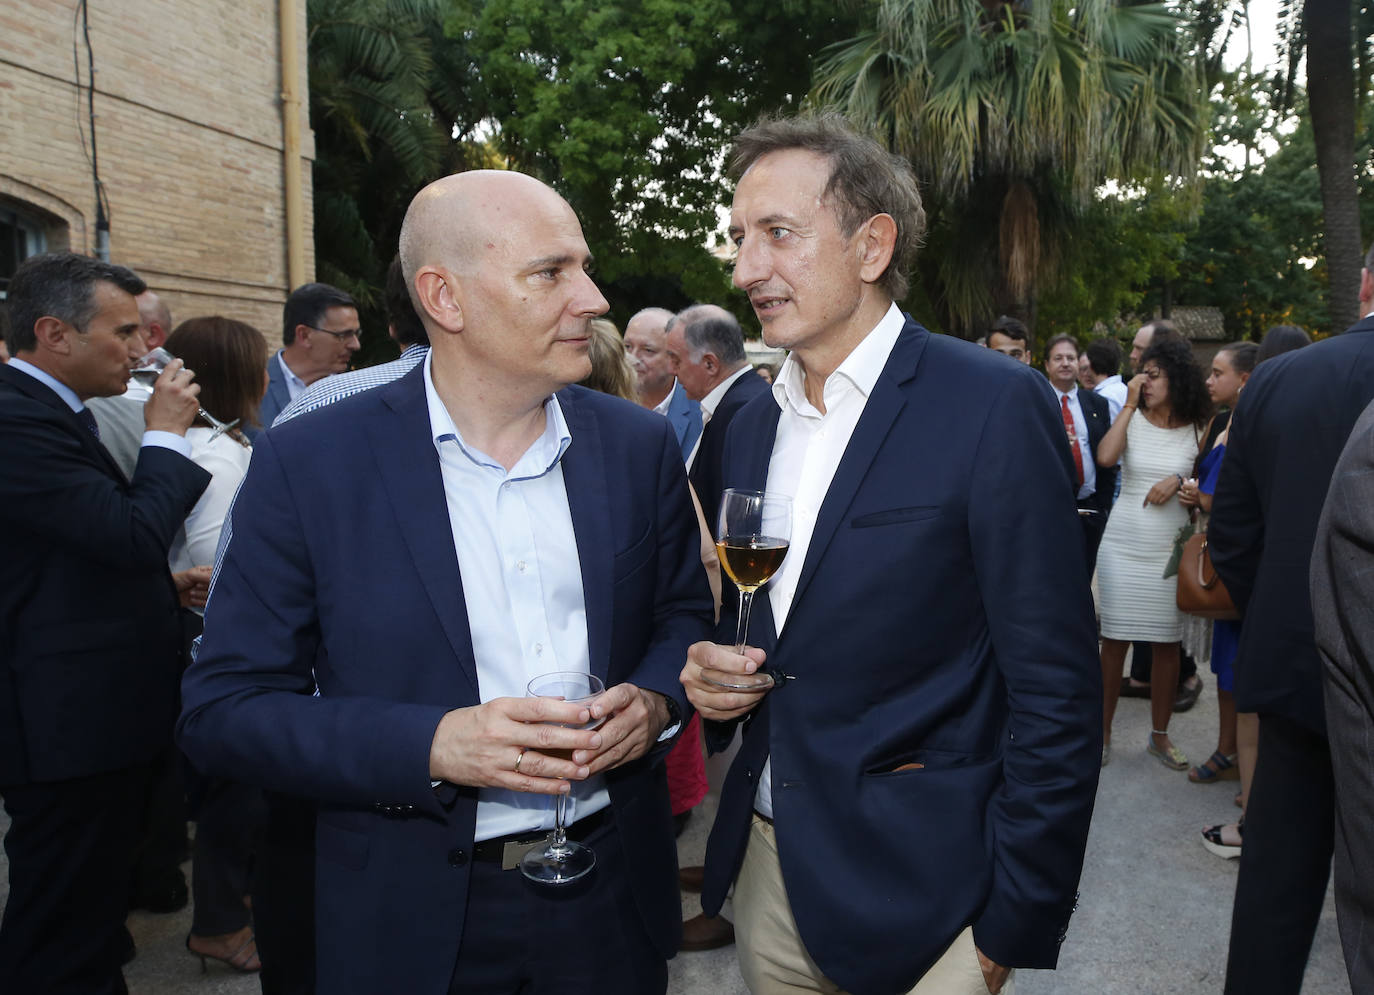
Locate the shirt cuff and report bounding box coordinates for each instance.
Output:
[141,430,192,458]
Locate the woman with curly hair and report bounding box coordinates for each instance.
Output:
[1095,338,1213,769]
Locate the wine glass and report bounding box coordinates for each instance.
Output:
[704,488,792,690]
[131,346,243,444]
[519,671,606,886]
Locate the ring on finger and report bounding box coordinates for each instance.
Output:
[514,749,525,773]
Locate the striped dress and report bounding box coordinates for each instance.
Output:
[1097,414,1199,642]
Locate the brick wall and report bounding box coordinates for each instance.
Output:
[0,0,313,343]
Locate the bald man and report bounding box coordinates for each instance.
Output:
[625,307,702,458]
[179,171,713,994]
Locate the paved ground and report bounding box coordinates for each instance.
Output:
[0,682,1351,993]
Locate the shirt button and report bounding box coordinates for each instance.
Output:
[447,848,467,867]
[516,560,527,573]
[534,643,543,655]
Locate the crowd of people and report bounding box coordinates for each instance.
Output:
[2,110,1373,995]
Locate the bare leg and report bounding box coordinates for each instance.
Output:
[1216,690,1238,756]
[1149,642,1181,753]
[1100,638,1129,747]
[1237,712,1260,811]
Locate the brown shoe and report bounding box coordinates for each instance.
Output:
[678,865,705,893]
[680,914,734,952]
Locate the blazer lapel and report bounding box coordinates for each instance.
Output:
[0,366,128,481]
[783,322,926,626]
[556,390,613,685]
[367,367,481,698]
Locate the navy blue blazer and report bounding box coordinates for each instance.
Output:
[689,368,772,533]
[0,363,210,785]
[665,379,702,458]
[1211,315,1374,736]
[178,367,713,993]
[256,351,292,434]
[701,318,1101,994]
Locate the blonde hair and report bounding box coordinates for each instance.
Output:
[578,318,637,401]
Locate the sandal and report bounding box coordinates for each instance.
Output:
[186,929,260,974]
[1146,731,1188,771]
[1189,751,1240,783]
[1201,818,1243,859]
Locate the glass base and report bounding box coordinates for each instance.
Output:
[701,669,776,691]
[519,838,596,886]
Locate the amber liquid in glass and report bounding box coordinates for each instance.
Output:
[716,537,789,591]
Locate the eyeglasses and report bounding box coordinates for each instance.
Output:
[304,324,361,343]
[1141,368,1165,381]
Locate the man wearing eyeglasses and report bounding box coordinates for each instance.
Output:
[258,282,361,431]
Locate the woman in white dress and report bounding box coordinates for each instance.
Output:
[165,315,269,974]
[1095,338,1213,769]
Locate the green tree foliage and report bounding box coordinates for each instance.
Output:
[811,0,1209,341]
[451,0,859,326]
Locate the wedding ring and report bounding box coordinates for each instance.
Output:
[514,749,525,773]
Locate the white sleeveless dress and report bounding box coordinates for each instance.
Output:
[1097,414,1198,642]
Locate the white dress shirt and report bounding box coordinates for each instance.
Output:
[424,353,608,840]
[1094,374,1128,423]
[1054,386,1097,501]
[754,303,906,818]
[278,351,308,402]
[685,364,755,471]
[6,357,190,458]
[651,378,681,416]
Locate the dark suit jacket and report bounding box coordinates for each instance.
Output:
[689,368,772,533]
[0,363,210,785]
[1076,386,1115,516]
[256,351,292,433]
[701,318,1101,994]
[665,379,702,459]
[1312,396,1374,990]
[178,367,714,994]
[1211,315,1374,736]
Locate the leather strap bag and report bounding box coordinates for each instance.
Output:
[1176,532,1239,620]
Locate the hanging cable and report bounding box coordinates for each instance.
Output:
[72,0,110,260]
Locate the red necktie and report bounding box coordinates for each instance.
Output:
[1061,394,1084,489]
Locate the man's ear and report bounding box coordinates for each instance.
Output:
[414,267,464,334]
[702,352,719,376]
[856,213,898,286]
[32,316,72,356]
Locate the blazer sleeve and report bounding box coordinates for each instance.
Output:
[0,402,210,570]
[1208,384,1264,612]
[177,431,453,815]
[967,371,1103,967]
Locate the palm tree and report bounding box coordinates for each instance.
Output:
[812,0,1208,339]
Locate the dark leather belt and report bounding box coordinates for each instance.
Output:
[473,806,613,868]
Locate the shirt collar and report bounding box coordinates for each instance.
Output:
[700,365,755,419]
[422,351,571,479]
[1054,385,1077,402]
[7,357,84,413]
[651,379,679,416]
[277,351,307,390]
[772,302,905,415]
[399,343,429,360]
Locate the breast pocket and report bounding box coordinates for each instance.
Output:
[850,505,943,529]
[612,519,654,582]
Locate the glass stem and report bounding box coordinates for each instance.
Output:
[551,790,569,850]
[734,589,756,654]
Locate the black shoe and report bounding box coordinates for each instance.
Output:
[1174,675,1204,713]
[680,914,735,952]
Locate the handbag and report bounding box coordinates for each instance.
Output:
[1176,531,1240,620]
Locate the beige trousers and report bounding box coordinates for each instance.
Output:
[733,816,1015,995]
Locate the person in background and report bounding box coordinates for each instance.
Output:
[754,363,777,384]
[257,282,360,432]
[986,314,1032,364]
[578,318,637,401]
[1256,323,1312,364]
[624,306,702,458]
[1087,337,1128,423]
[164,316,271,973]
[1095,338,1212,769]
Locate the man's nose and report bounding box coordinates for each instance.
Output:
[574,270,609,317]
[732,236,765,289]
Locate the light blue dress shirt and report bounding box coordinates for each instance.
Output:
[422,353,609,841]
[7,357,190,458]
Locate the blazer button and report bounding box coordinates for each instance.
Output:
[447,848,467,868]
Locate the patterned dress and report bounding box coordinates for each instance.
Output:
[1097,414,1199,642]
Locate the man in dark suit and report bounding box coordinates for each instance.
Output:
[681,114,1100,995]
[666,303,772,532]
[0,252,210,994]
[625,306,703,459]
[1044,333,1116,566]
[1313,392,1374,994]
[179,170,713,994]
[1211,241,1374,994]
[257,282,360,432]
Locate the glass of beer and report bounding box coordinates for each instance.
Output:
[519,671,605,886]
[704,488,791,690]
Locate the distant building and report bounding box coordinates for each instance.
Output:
[0,1,313,340]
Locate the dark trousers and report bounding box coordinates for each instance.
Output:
[448,820,667,994]
[1077,501,1106,571]
[130,742,188,904]
[0,764,152,995]
[190,778,266,936]
[1224,714,1335,994]
[254,792,316,995]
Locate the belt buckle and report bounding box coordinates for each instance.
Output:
[502,834,550,871]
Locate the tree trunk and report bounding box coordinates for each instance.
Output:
[1306,0,1363,332]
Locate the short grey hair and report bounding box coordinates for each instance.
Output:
[678,305,746,365]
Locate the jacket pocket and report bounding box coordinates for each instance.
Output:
[850,506,942,529]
